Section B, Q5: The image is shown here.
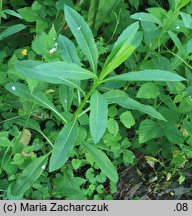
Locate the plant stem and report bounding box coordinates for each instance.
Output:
[78,106,90,118]
[106,9,122,45]
[0,115,21,124]
[0,0,3,26]
[162,50,192,70]
[40,132,53,147]
[74,81,99,118]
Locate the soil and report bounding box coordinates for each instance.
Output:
[114,155,192,200]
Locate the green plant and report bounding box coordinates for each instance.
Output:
[4,5,187,199]
[1,0,192,200]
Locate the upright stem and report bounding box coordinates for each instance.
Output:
[74,81,99,118]
[0,0,3,26]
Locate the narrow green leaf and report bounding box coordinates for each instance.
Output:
[57,34,82,109]
[112,97,166,121]
[12,154,48,196]
[107,70,186,82]
[59,85,74,112]
[15,60,96,81]
[3,9,22,19]
[5,82,67,123]
[90,91,108,144]
[83,143,118,183]
[58,34,81,65]
[64,5,98,73]
[36,61,93,80]
[6,184,23,200]
[101,44,135,78]
[49,118,79,172]
[103,90,128,104]
[0,24,26,41]
[100,32,143,79]
[178,0,191,9]
[14,60,91,95]
[168,31,186,54]
[114,22,139,48]
[131,12,162,25]
[104,90,163,123]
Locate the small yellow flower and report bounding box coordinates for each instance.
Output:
[22,49,28,56]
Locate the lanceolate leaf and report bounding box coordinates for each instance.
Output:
[168,31,185,54]
[57,34,82,107]
[106,70,186,82]
[49,118,79,172]
[0,24,26,41]
[178,0,191,10]
[114,22,139,48]
[15,60,96,81]
[100,43,135,79]
[130,12,162,25]
[3,9,22,19]
[112,97,166,121]
[5,82,67,123]
[103,90,128,104]
[64,5,98,73]
[12,154,49,196]
[83,143,118,183]
[90,91,108,144]
[59,85,74,112]
[100,32,143,79]
[14,60,81,91]
[58,34,81,65]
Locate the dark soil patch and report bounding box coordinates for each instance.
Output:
[114,156,192,200]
